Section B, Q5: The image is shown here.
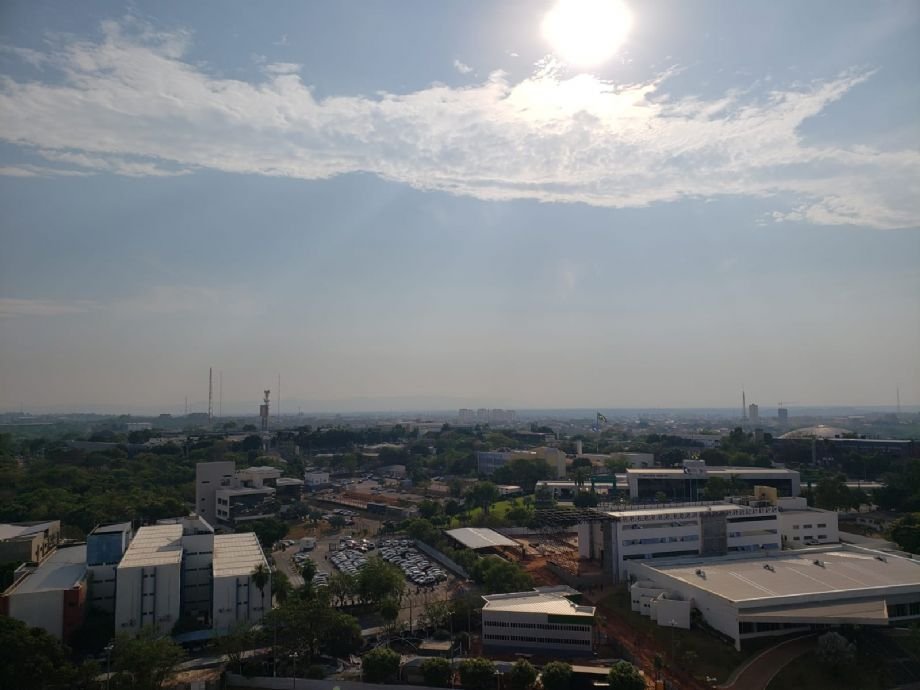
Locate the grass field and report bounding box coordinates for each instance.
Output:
[448,499,518,527]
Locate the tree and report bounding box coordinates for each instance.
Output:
[363,646,401,683]
[273,569,292,604]
[506,659,538,690]
[251,563,270,613]
[814,475,851,511]
[322,611,363,658]
[111,628,186,690]
[0,616,80,690]
[467,482,500,514]
[420,600,453,631]
[470,555,532,594]
[421,657,453,687]
[459,657,497,690]
[652,654,663,682]
[300,558,317,585]
[607,661,645,690]
[418,500,443,519]
[357,557,405,606]
[702,476,732,500]
[816,631,856,673]
[237,517,288,549]
[379,597,401,623]
[891,514,920,554]
[540,661,572,690]
[329,514,347,529]
[217,623,255,674]
[329,571,357,607]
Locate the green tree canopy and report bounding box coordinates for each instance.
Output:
[459,657,497,690]
[421,657,453,687]
[540,662,573,690]
[111,628,186,690]
[607,661,645,690]
[891,513,920,554]
[363,646,401,683]
[506,659,538,690]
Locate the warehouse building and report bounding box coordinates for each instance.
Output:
[0,520,61,565]
[629,545,920,649]
[481,585,596,655]
[0,544,88,641]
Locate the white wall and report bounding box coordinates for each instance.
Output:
[88,563,117,612]
[213,571,269,632]
[115,562,182,636]
[780,510,839,547]
[9,590,62,639]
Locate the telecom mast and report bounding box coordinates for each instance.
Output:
[208,368,213,425]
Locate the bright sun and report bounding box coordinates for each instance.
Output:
[542,0,633,68]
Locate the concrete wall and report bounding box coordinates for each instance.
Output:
[181,533,214,620]
[88,563,118,612]
[213,571,268,632]
[196,461,236,527]
[8,589,62,638]
[780,510,839,547]
[115,561,182,636]
[482,607,594,655]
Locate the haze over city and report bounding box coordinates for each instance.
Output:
[1,0,918,412]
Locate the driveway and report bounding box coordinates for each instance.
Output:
[718,635,815,690]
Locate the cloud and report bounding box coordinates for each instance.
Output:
[453,59,473,74]
[0,19,917,229]
[0,298,98,318]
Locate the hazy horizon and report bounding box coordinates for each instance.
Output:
[1,1,918,411]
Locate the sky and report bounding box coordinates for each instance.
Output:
[0,0,918,414]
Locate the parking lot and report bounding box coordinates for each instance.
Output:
[377,539,449,588]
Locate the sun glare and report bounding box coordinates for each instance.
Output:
[542,0,633,68]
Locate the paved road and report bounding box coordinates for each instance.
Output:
[718,635,814,690]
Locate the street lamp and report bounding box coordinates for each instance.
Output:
[103,641,114,690]
[290,651,300,690]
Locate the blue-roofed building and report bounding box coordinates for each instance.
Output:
[87,522,133,613]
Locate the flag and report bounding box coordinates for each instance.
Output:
[596,412,608,425]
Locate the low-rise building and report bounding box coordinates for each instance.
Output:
[86,522,133,613]
[0,520,61,565]
[115,524,184,636]
[626,460,801,501]
[477,447,567,478]
[481,585,596,655]
[0,544,88,642]
[629,545,920,650]
[212,532,270,632]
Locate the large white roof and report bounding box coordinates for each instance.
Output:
[118,524,183,568]
[648,548,920,603]
[607,503,752,519]
[213,532,266,578]
[446,527,517,550]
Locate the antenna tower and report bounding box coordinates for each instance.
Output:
[208,368,213,424]
[898,387,902,416]
[277,373,281,424]
[742,389,747,420]
[219,371,223,418]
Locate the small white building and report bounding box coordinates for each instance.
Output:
[304,470,331,488]
[481,586,596,655]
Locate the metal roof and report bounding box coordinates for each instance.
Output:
[8,545,86,594]
[213,532,266,578]
[446,527,517,550]
[0,520,57,541]
[648,548,920,603]
[118,524,183,569]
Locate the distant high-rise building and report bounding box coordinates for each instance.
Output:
[476,408,489,421]
[748,403,759,422]
[778,407,789,423]
[459,408,476,424]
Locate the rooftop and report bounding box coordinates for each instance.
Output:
[118,524,183,568]
[9,545,87,594]
[607,503,762,519]
[446,527,517,550]
[627,466,797,476]
[90,522,132,535]
[213,532,266,578]
[0,520,58,541]
[482,589,595,617]
[647,548,920,604]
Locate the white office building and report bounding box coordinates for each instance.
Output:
[629,545,920,649]
[115,519,270,635]
[578,503,783,583]
[197,461,295,528]
[481,586,596,655]
[115,525,184,636]
[626,461,801,501]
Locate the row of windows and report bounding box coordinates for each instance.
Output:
[889,602,920,618]
[621,520,698,531]
[790,535,828,541]
[484,621,590,632]
[728,529,778,537]
[484,634,591,646]
[623,535,700,547]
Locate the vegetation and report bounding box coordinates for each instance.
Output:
[815,631,856,673]
[506,659,538,690]
[539,661,573,690]
[237,517,288,549]
[0,616,99,690]
[264,591,363,665]
[362,646,401,683]
[111,628,186,690]
[458,657,498,690]
[607,661,645,690]
[420,657,453,687]
[890,514,920,554]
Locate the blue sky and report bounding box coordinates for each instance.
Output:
[0,0,918,413]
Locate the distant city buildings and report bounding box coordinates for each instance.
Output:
[748,403,759,422]
[777,406,789,423]
[477,447,567,478]
[460,408,516,425]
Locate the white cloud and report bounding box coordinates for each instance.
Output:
[0,298,98,318]
[0,19,917,229]
[262,62,302,76]
[453,59,473,74]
